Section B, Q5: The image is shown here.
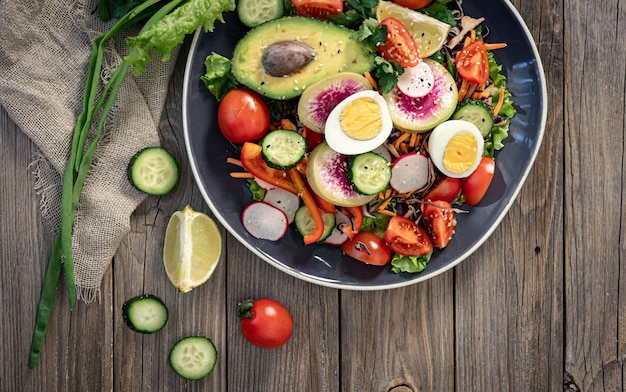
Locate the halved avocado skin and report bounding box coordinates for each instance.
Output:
[231,16,375,100]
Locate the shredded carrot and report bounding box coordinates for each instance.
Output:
[280,118,297,131]
[377,208,397,217]
[458,78,470,102]
[377,197,392,211]
[378,191,385,199]
[493,85,506,116]
[393,132,411,150]
[230,172,253,179]
[470,29,476,42]
[463,36,472,48]
[409,132,418,148]
[465,82,478,98]
[471,90,492,100]
[364,71,380,92]
[227,157,243,167]
[302,127,308,138]
[484,43,507,50]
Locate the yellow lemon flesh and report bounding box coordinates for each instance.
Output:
[376,1,451,58]
[163,205,222,293]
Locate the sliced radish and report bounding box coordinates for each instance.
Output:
[397,60,435,98]
[262,187,300,224]
[390,152,431,193]
[254,177,276,190]
[323,210,351,246]
[371,144,393,162]
[241,201,288,241]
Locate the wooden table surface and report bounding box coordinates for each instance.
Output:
[1,1,624,391]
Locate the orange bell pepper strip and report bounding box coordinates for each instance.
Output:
[239,142,298,195]
[311,190,336,214]
[288,168,324,245]
[341,206,363,238]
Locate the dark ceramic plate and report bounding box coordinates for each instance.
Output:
[182,2,547,290]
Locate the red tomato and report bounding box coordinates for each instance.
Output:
[384,215,433,257]
[377,18,420,68]
[238,298,293,349]
[424,177,462,204]
[392,0,433,9]
[217,88,270,144]
[292,0,344,20]
[462,156,495,205]
[341,232,392,266]
[422,201,456,249]
[456,39,490,84]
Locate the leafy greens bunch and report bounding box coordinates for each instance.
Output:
[28,0,235,369]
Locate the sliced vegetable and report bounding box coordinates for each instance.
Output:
[392,0,432,9]
[238,298,293,349]
[461,156,495,205]
[389,152,430,193]
[384,215,433,256]
[341,232,392,265]
[455,39,490,84]
[289,168,325,244]
[291,0,344,20]
[377,17,420,68]
[294,205,336,243]
[423,176,461,204]
[348,152,392,195]
[122,294,169,334]
[242,201,289,241]
[127,147,179,195]
[452,99,494,137]
[323,210,351,246]
[422,201,456,249]
[169,336,217,380]
[237,0,284,27]
[262,187,300,224]
[261,129,306,170]
[396,60,435,98]
[240,142,298,194]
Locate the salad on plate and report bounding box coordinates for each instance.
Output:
[199,0,517,275]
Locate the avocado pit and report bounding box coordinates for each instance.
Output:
[262,41,316,77]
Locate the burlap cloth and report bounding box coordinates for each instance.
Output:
[0,0,179,302]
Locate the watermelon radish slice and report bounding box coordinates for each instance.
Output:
[383,59,458,132]
[389,152,432,193]
[241,201,289,241]
[397,60,435,98]
[297,72,373,133]
[306,142,375,207]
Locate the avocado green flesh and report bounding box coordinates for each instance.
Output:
[231,16,375,100]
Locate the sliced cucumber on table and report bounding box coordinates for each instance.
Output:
[122,294,168,334]
[127,146,179,195]
[169,336,218,380]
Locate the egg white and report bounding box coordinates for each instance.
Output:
[324,90,393,155]
[428,120,485,178]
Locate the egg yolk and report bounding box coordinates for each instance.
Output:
[339,97,382,140]
[442,132,478,174]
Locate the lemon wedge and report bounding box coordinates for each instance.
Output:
[163,205,222,293]
[376,1,451,58]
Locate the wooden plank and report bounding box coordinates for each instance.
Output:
[564,0,626,390]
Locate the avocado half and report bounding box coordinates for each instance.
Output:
[231,16,375,100]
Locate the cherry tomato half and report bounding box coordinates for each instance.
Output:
[462,156,495,206]
[341,232,392,266]
[377,18,420,68]
[292,0,344,20]
[455,39,490,84]
[238,298,293,349]
[384,215,433,257]
[423,176,462,204]
[392,0,433,9]
[422,201,456,249]
[217,88,270,144]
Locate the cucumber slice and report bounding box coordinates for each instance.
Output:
[452,99,494,137]
[348,152,392,195]
[294,206,335,243]
[169,336,217,380]
[237,0,284,28]
[122,294,168,334]
[127,147,179,195]
[261,129,306,170]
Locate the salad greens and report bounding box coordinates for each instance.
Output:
[29,0,235,369]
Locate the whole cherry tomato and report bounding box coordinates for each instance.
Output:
[217,88,270,144]
[456,39,490,84]
[422,201,456,249]
[392,0,433,9]
[238,298,293,349]
[423,176,462,204]
[462,156,495,205]
[384,215,433,256]
[292,0,344,20]
[341,232,392,266]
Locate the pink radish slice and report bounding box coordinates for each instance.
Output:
[323,210,351,246]
[397,61,435,98]
[254,177,276,190]
[242,201,288,241]
[262,187,300,224]
[389,153,431,193]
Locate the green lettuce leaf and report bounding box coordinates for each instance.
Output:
[484,51,516,155]
[200,52,239,101]
[125,0,236,75]
[391,252,431,274]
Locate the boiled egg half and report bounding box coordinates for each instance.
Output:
[428,120,484,178]
[324,90,393,155]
